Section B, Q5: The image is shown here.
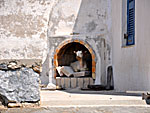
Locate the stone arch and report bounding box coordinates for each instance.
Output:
[53,39,96,79]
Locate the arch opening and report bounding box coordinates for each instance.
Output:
[57,42,92,77]
[53,40,96,79]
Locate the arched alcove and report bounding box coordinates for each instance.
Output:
[53,39,96,79]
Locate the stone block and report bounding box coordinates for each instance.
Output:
[77,78,83,88]
[83,78,90,89]
[56,77,61,89]
[61,66,74,77]
[64,78,71,89]
[60,78,65,89]
[73,72,85,77]
[71,78,77,88]
[89,78,94,85]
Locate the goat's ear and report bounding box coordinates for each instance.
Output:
[74,51,76,53]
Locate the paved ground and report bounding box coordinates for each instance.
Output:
[1,90,150,113]
[1,106,150,113]
[41,90,146,107]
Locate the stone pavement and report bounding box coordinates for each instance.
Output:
[1,106,150,113]
[1,90,150,113]
[40,90,147,107]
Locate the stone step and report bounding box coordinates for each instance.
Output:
[56,77,94,89]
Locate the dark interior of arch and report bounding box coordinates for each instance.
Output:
[57,42,92,77]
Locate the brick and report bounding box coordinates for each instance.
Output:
[55,49,59,53]
[74,40,79,43]
[92,73,96,79]
[79,41,84,45]
[92,67,96,72]
[92,53,95,60]
[92,61,96,66]
[54,54,57,59]
[54,60,56,66]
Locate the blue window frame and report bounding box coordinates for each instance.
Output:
[127,0,135,45]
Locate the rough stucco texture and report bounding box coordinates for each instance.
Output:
[0,0,56,60]
[0,0,112,61]
[48,0,112,36]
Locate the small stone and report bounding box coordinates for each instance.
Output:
[32,66,42,74]
[8,103,22,108]
[7,61,20,69]
[22,102,39,107]
[0,63,8,70]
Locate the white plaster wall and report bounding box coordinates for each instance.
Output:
[48,0,112,37]
[112,0,150,91]
[0,0,56,62]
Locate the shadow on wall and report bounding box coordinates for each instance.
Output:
[72,0,105,34]
[40,54,49,85]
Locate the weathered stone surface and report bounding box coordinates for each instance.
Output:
[56,77,61,89]
[56,77,94,90]
[0,68,40,105]
[71,78,77,88]
[65,78,71,89]
[77,78,83,88]
[83,78,89,89]
[73,72,85,77]
[60,66,74,77]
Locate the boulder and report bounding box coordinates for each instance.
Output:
[0,68,40,106]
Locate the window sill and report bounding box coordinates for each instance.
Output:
[122,45,135,48]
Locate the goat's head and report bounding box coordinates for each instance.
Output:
[74,50,87,59]
[74,50,83,58]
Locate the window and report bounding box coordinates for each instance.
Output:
[126,0,135,45]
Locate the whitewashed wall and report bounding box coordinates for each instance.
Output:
[112,0,150,91]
